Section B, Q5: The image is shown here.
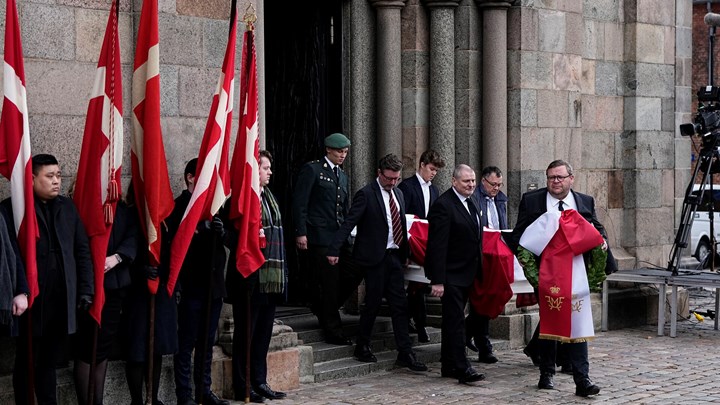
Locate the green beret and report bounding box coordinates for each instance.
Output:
[324,133,351,149]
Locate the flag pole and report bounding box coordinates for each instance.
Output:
[145,290,156,405]
[26,310,34,405]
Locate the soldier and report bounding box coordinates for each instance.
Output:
[292,133,361,345]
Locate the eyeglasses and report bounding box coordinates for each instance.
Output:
[379,172,401,182]
[483,178,503,189]
[547,174,572,182]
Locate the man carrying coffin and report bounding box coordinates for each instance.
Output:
[507,160,617,397]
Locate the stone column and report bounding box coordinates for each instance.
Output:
[424,0,460,189]
[477,0,511,171]
[370,0,406,158]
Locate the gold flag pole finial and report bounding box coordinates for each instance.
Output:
[242,3,257,31]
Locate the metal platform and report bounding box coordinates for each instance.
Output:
[602,267,720,337]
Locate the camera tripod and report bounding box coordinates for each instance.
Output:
[667,135,720,276]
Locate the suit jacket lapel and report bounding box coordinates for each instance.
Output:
[451,193,478,235]
[372,181,389,231]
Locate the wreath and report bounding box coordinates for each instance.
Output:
[516,245,607,293]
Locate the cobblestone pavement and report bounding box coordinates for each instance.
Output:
[233,288,720,404]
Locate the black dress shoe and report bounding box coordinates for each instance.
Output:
[255,383,287,400]
[325,334,353,345]
[478,352,498,364]
[354,345,377,363]
[417,327,430,343]
[575,380,600,397]
[396,351,428,372]
[465,331,479,352]
[236,390,265,403]
[458,367,485,384]
[538,373,554,390]
[523,347,541,367]
[204,391,230,405]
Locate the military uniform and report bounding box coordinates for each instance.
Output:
[292,133,361,343]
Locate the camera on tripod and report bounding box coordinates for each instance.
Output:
[680,86,720,153]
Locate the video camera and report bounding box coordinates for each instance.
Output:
[680,86,720,152]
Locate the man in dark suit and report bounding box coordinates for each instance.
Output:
[425,164,485,384]
[292,133,361,345]
[507,159,616,397]
[465,166,508,364]
[327,154,427,372]
[11,154,94,405]
[396,149,444,343]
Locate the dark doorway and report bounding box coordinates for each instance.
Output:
[264,1,344,306]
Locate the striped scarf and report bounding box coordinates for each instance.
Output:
[259,188,287,294]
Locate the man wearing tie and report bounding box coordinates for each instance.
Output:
[465,166,508,364]
[506,160,617,397]
[327,154,427,372]
[397,149,445,343]
[425,164,485,384]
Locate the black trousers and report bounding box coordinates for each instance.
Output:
[440,283,471,372]
[466,310,492,355]
[308,245,363,337]
[356,250,412,354]
[14,320,68,405]
[407,281,427,329]
[231,291,276,397]
[539,339,590,385]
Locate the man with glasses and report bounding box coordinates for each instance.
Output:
[465,166,508,364]
[327,154,427,372]
[506,159,617,397]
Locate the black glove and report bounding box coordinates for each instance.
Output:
[210,216,225,236]
[78,295,93,311]
[145,265,158,281]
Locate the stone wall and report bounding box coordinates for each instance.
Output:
[505,0,691,266]
[0,0,261,198]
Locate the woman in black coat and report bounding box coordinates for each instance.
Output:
[73,200,138,405]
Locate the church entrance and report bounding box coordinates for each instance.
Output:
[264,1,345,307]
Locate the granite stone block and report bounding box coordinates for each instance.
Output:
[159,13,203,66]
[402,2,429,51]
[455,4,478,51]
[676,0,692,28]
[661,97,674,132]
[557,0,582,14]
[161,116,209,185]
[624,97,661,131]
[583,0,620,22]
[538,9,565,53]
[634,207,674,246]
[581,59,595,95]
[20,3,75,60]
[585,170,609,209]
[507,7,521,51]
[582,95,623,131]
[634,130,674,170]
[583,19,603,60]
[537,90,568,127]
[75,8,134,64]
[25,60,97,116]
[675,26,691,59]
[565,11,583,55]
[59,0,133,11]
[608,170,624,209]
[635,23,666,64]
[603,22,624,61]
[177,0,233,19]
[401,50,430,88]
[519,51,553,90]
[637,0,674,26]
[553,54,582,91]
[674,137,691,170]
[134,0,177,14]
[582,131,615,169]
[519,7,539,51]
[508,88,536,127]
[267,348,300,391]
[204,18,243,69]
[454,49,479,90]
[520,127,554,169]
[553,127,581,162]
[402,88,429,128]
[159,65,179,116]
[28,114,86,176]
[507,50,521,88]
[663,26,675,65]
[567,90,581,127]
[595,61,622,96]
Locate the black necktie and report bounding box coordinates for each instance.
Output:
[558,200,565,211]
[333,166,339,180]
[466,198,480,232]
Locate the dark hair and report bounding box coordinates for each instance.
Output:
[259,150,273,163]
[419,149,445,169]
[378,153,403,172]
[184,158,198,187]
[481,166,502,178]
[31,154,58,175]
[546,159,573,176]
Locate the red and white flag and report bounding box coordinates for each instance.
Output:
[166,13,235,296]
[229,28,264,277]
[131,0,174,295]
[0,0,38,305]
[73,2,123,324]
[519,210,603,342]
